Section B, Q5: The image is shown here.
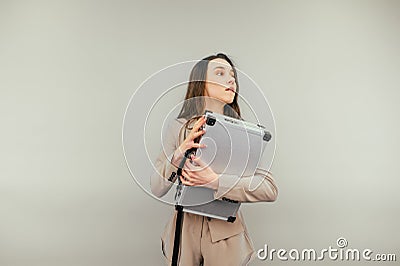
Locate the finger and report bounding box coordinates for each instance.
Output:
[181,169,188,178]
[183,169,202,183]
[193,116,206,130]
[180,175,189,184]
[192,129,206,139]
[186,157,203,172]
[181,178,194,186]
[182,169,194,181]
[180,172,189,183]
[181,170,197,186]
[191,156,207,167]
[183,161,194,171]
[189,117,206,137]
[191,143,206,149]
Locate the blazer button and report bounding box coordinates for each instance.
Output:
[207,217,211,221]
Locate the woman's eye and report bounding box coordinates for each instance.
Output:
[216,71,224,76]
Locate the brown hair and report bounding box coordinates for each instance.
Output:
[177,53,242,131]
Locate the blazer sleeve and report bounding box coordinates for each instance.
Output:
[213,147,278,203]
[150,119,182,198]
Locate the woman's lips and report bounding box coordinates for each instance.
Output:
[225,87,236,93]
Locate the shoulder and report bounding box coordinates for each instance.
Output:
[175,117,187,125]
[166,117,186,130]
[162,117,187,139]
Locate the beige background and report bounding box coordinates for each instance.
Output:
[1,0,399,265]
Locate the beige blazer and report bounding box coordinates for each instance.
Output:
[150,117,278,263]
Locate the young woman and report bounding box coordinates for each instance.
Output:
[151,53,278,265]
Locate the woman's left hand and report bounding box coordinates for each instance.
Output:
[180,155,219,190]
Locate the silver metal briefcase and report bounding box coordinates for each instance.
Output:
[175,111,272,222]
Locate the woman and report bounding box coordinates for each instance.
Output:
[151,53,278,265]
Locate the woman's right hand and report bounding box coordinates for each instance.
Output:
[172,116,207,167]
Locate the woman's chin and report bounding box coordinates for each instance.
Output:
[226,97,235,104]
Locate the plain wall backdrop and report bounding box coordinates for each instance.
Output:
[1,1,399,265]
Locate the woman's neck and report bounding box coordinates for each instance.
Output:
[204,98,225,114]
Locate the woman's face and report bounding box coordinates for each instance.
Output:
[204,58,237,104]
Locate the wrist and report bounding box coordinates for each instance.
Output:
[171,151,182,167]
[207,173,219,191]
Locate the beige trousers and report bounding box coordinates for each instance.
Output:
[161,212,254,266]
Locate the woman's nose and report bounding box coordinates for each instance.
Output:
[228,76,235,84]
